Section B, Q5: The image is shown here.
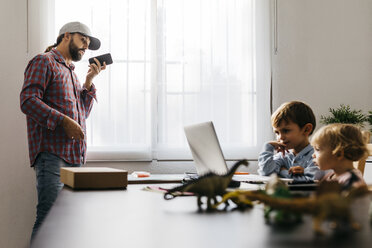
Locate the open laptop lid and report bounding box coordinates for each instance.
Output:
[184,121,228,176]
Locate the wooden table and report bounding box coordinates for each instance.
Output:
[31,184,372,248]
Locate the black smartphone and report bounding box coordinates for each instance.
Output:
[88,53,113,66]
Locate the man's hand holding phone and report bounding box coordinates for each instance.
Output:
[88,53,113,66]
[85,53,112,89]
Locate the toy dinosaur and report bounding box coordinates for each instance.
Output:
[215,175,301,222]
[263,175,302,224]
[164,159,249,210]
[216,177,370,234]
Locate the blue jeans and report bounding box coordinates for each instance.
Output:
[31,152,81,240]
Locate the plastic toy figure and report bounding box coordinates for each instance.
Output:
[164,160,248,210]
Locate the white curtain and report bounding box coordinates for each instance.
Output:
[26,0,55,58]
[28,0,272,161]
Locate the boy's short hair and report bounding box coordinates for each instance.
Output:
[311,123,368,161]
[271,101,316,134]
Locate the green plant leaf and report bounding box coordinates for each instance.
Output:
[320,104,367,127]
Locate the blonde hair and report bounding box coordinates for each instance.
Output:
[271,101,316,134]
[311,123,368,161]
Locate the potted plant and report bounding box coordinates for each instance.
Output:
[320,104,371,144]
[320,104,367,127]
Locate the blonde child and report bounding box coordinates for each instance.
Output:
[311,123,368,190]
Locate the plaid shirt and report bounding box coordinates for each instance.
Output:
[20,49,96,166]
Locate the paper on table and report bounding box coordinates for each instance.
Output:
[232,174,293,183]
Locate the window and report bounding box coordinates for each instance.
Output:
[49,0,271,161]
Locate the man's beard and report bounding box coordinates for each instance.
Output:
[69,39,84,62]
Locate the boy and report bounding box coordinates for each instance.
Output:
[258,101,320,180]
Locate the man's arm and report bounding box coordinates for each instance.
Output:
[20,55,85,140]
[20,55,64,131]
[80,58,107,118]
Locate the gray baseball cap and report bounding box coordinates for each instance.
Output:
[59,21,101,50]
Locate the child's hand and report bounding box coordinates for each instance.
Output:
[268,141,288,156]
[288,166,304,175]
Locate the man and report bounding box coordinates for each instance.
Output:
[20,21,106,239]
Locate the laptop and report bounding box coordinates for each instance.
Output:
[184,121,228,176]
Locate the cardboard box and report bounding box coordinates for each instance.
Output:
[60,167,128,189]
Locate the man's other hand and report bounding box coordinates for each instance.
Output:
[61,115,84,140]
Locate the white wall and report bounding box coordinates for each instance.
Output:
[0,0,36,247]
[1,0,372,247]
[272,0,372,183]
[272,0,372,128]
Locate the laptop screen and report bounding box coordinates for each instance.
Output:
[184,121,228,176]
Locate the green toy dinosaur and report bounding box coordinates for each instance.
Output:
[164,159,249,210]
[262,175,301,224]
[216,179,370,234]
[214,175,300,222]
